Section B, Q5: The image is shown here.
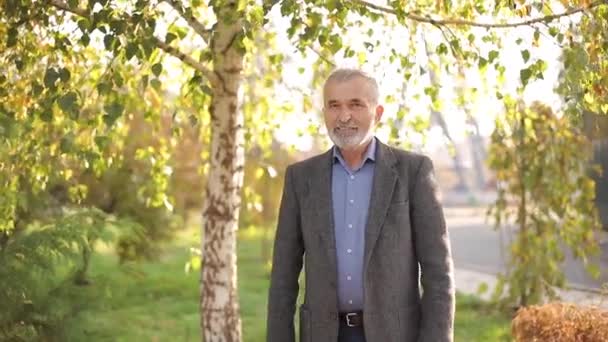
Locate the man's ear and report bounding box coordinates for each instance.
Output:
[375,105,384,122]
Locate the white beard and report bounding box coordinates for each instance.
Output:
[328,125,374,150]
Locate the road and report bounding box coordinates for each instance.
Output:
[445,207,608,290]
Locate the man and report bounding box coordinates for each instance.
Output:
[267,68,454,342]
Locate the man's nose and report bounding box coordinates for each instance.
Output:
[337,110,352,123]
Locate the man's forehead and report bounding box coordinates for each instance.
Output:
[324,78,372,98]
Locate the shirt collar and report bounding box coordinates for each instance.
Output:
[333,137,377,169]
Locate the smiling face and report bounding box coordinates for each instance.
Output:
[323,76,383,150]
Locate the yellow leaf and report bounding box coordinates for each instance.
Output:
[255,167,264,179]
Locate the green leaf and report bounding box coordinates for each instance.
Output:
[40,110,53,122]
[14,59,23,71]
[488,50,499,63]
[520,68,532,86]
[59,68,71,82]
[97,82,112,95]
[81,33,90,46]
[436,43,448,55]
[109,19,125,34]
[519,68,532,86]
[7,27,18,47]
[318,31,328,45]
[152,63,163,77]
[58,92,78,112]
[548,26,559,37]
[125,42,138,60]
[32,82,44,96]
[104,34,115,51]
[174,26,188,39]
[113,73,124,87]
[478,57,488,69]
[77,18,90,32]
[150,79,162,90]
[94,136,110,149]
[142,74,150,88]
[165,32,178,44]
[43,68,59,89]
[328,34,342,54]
[467,33,475,44]
[60,134,74,153]
[521,50,530,63]
[103,101,124,126]
[249,5,264,25]
[449,39,460,53]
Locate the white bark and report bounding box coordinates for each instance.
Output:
[200,2,245,341]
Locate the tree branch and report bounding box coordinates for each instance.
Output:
[47,0,88,17]
[162,0,212,44]
[308,46,336,67]
[153,37,220,88]
[353,0,607,29]
[47,0,219,89]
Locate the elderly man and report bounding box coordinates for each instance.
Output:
[267,68,455,342]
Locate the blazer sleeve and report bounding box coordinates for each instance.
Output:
[266,165,305,342]
[411,156,455,342]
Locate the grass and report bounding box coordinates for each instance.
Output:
[57,225,511,341]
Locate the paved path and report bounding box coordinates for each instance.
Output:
[445,207,608,306]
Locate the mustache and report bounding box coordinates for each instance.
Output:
[334,123,358,129]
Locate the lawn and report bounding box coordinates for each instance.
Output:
[57,225,511,341]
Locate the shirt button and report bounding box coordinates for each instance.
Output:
[350,175,355,180]
[347,275,352,280]
[349,300,353,304]
[348,224,353,228]
[347,249,352,254]
[349,199,354,204]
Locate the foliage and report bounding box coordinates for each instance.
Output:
[0,9,180,338]
[556,3,608,119]
[0,208,112,340]
[487,101,602,308]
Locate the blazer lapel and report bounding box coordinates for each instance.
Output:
[306,148,338,276]
[363,141,398,272]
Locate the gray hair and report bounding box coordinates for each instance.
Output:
[323,68,380,105]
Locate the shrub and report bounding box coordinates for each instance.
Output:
[512,302,608,341]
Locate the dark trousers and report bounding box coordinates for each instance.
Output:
[338,321,366,342]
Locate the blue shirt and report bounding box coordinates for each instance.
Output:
[332,137,376,311]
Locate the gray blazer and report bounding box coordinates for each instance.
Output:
[267,140,455,342]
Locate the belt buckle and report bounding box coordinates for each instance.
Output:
[345,312,357,327]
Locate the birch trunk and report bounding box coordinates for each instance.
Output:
[201,2,245,341]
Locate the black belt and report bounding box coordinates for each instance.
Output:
[339,311,363,327]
